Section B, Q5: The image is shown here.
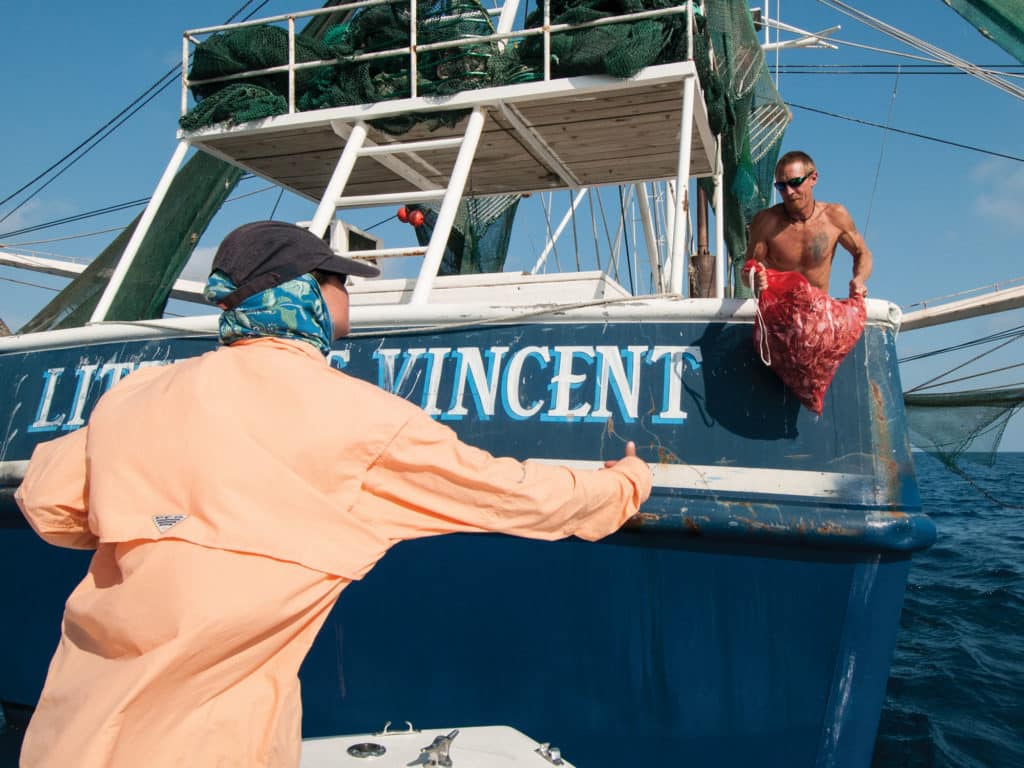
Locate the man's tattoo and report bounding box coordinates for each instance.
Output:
[809,232,830,265]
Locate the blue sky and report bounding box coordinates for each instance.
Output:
[2,0,1023,445]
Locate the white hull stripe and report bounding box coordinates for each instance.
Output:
[2,459,875,500]
[532,459,875,500]
[0,460,29,487]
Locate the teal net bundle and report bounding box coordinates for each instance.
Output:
[695,1,788,298]
[182,0,527,134]
[180,0,728,134]
[405,195,521,275]
[516,0,689,78]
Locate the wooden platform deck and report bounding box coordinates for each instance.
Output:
[182,62,716,204]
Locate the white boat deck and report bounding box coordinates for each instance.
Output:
[300,725,576,767]
[182,62,716,202]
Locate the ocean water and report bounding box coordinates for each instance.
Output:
[872,451,1024,768]
[2,453,1022,766]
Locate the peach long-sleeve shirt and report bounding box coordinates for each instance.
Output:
[16,337,651,768]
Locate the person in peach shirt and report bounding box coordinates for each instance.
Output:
[16,221,652,768]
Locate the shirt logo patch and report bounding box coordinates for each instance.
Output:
[152,514,188,534]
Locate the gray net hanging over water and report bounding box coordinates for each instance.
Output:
[905,387,1024,466]
[902,317,1024,508]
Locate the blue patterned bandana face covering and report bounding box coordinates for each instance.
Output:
[205,271,334,356]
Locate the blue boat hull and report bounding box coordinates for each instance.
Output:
[0,311,933,766]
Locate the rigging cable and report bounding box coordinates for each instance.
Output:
[906,331,1024,393]
[617,186,635,294]
[0,227,126,248]
[909,362,1024,393]
[0,0,274,224]
[0,177,263,243]
[899,323,1024,363]
[786,103,1024,163]
[816,0,1024,100]
[862,64,899,238]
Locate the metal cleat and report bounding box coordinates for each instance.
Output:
[406,728,459,766]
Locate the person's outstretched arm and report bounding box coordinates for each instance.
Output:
[15,427,97,549]
[361,413,652,543]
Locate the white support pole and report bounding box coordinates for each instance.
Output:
[409,0,418,98]
[543,0,551,81]
[664,181,675,267]
[713,138,725,298]
[410,106,487,304]
[669,76,695,295]
[288,17,296,114]
[89,140,191,323]
[530,188,588,274]
[635,183,662,292]
[181,35,190,116]
[686,0,694,60]
[309,121,369,238]
[494,0,522,50]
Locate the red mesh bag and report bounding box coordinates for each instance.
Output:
[745,259,866,415]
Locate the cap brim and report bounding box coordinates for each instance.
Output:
[318,253,381,279]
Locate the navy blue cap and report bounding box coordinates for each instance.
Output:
[210,221,380,310]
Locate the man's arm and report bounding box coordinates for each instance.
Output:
[834,204,872,297]
[743,211,770,293]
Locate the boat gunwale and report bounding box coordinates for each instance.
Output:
[0,297,902,354]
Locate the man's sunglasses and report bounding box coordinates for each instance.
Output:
[774,174,812,193]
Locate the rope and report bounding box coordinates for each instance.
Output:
[749,265,771,366]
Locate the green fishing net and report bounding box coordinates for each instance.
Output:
[406,195,521,275]
[517,0,687,78]
[696,1,788,298]
[180,0,707,134]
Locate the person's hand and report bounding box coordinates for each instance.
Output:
[604,441,637,469]
[744,266,768,294]
[849,277,868,298]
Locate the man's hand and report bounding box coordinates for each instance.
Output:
[849,277,868,298]
[743,260,769,294]
[756,270,768,293]
[604,441,637,469]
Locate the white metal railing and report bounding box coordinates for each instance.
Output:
[164,2,720,314]
[181,1,698,115]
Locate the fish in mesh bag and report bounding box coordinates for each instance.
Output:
[745,259,866,415]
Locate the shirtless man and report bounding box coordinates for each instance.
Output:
[745,150,872,297]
